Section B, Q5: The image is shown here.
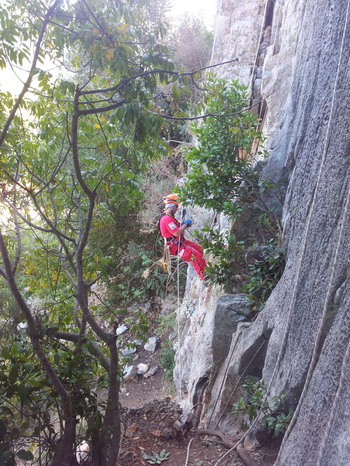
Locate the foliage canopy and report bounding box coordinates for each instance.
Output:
[0,0,200,464]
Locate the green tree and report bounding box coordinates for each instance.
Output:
[180,77,264,217]
[0,2,239,464]
[0,1,183,464]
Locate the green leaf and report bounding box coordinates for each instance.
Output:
[8,365,18,385]
[1,347,11,359]
[16,449,34,461]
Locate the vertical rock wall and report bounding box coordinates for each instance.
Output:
[175,0,350,464]
[270,0,350,463]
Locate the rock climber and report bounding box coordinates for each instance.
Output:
[159,194,207,280]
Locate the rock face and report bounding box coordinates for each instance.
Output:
[211,0,266,85]
[173,286,253,414]
[174,0,350,464]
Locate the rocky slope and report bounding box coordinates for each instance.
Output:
[174,0,350,464]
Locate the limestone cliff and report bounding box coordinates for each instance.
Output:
[174,0,350,464]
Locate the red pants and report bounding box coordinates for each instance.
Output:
[169,239,207,280]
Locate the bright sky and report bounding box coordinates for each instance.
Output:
[170,0,217,28]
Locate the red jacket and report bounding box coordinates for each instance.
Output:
[159,213,183,242]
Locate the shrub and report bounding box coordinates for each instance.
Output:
[232,378,293,437]
[243,240,285,310]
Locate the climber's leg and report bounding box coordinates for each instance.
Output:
[180,242,207,280]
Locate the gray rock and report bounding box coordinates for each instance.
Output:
[174,1,350,465]
[123,365,137,381]
[137,363,149,375]
[121,346,137,357]
[144,337,159,352]
[116,324,128,336]
[144,365,160,379]
[212,294,253,371]
[173,420,182,431]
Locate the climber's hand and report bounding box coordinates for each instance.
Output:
[183,219,193,227]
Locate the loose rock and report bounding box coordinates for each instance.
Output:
[123,365,137,381]
[137,363,149,375]
[121,346,137,357]
[144,337,158,352]
[144,365,160,379]
[117,324,128,335]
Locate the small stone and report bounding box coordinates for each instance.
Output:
[144,337,158,352]
[121,346,137,357]
[144,365,160,378]
[161,427,174,439]
[137,363,149,375]
[173,420,182,431]
[123,365,137,381]
[116,324,128,336]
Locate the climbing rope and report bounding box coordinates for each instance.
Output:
[184,438,194,466]
[207,333,241,427]
[176,205,185,401]
[213,339,266,431]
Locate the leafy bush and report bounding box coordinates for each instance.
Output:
[194,228,245,286]
[243,240,285,310]
[157,345,176,381]
[180,77,264,218]
[233,378,293,437]
[178,77,281,291]
[142,449,170,464]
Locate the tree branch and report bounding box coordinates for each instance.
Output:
[145,97,266,122]
[0,0,62,147]
[79,59,239,97]
[52,331,111,372]
[0,228,75,466]
[78,99,127,116]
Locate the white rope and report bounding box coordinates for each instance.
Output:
[176,206,184,401]
[184,438,194,466]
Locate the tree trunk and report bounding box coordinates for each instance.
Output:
[93,342,121,466]
[0,232,77,466]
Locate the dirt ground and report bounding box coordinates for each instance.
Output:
[117,333,278,466]
[118,396,278,465]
